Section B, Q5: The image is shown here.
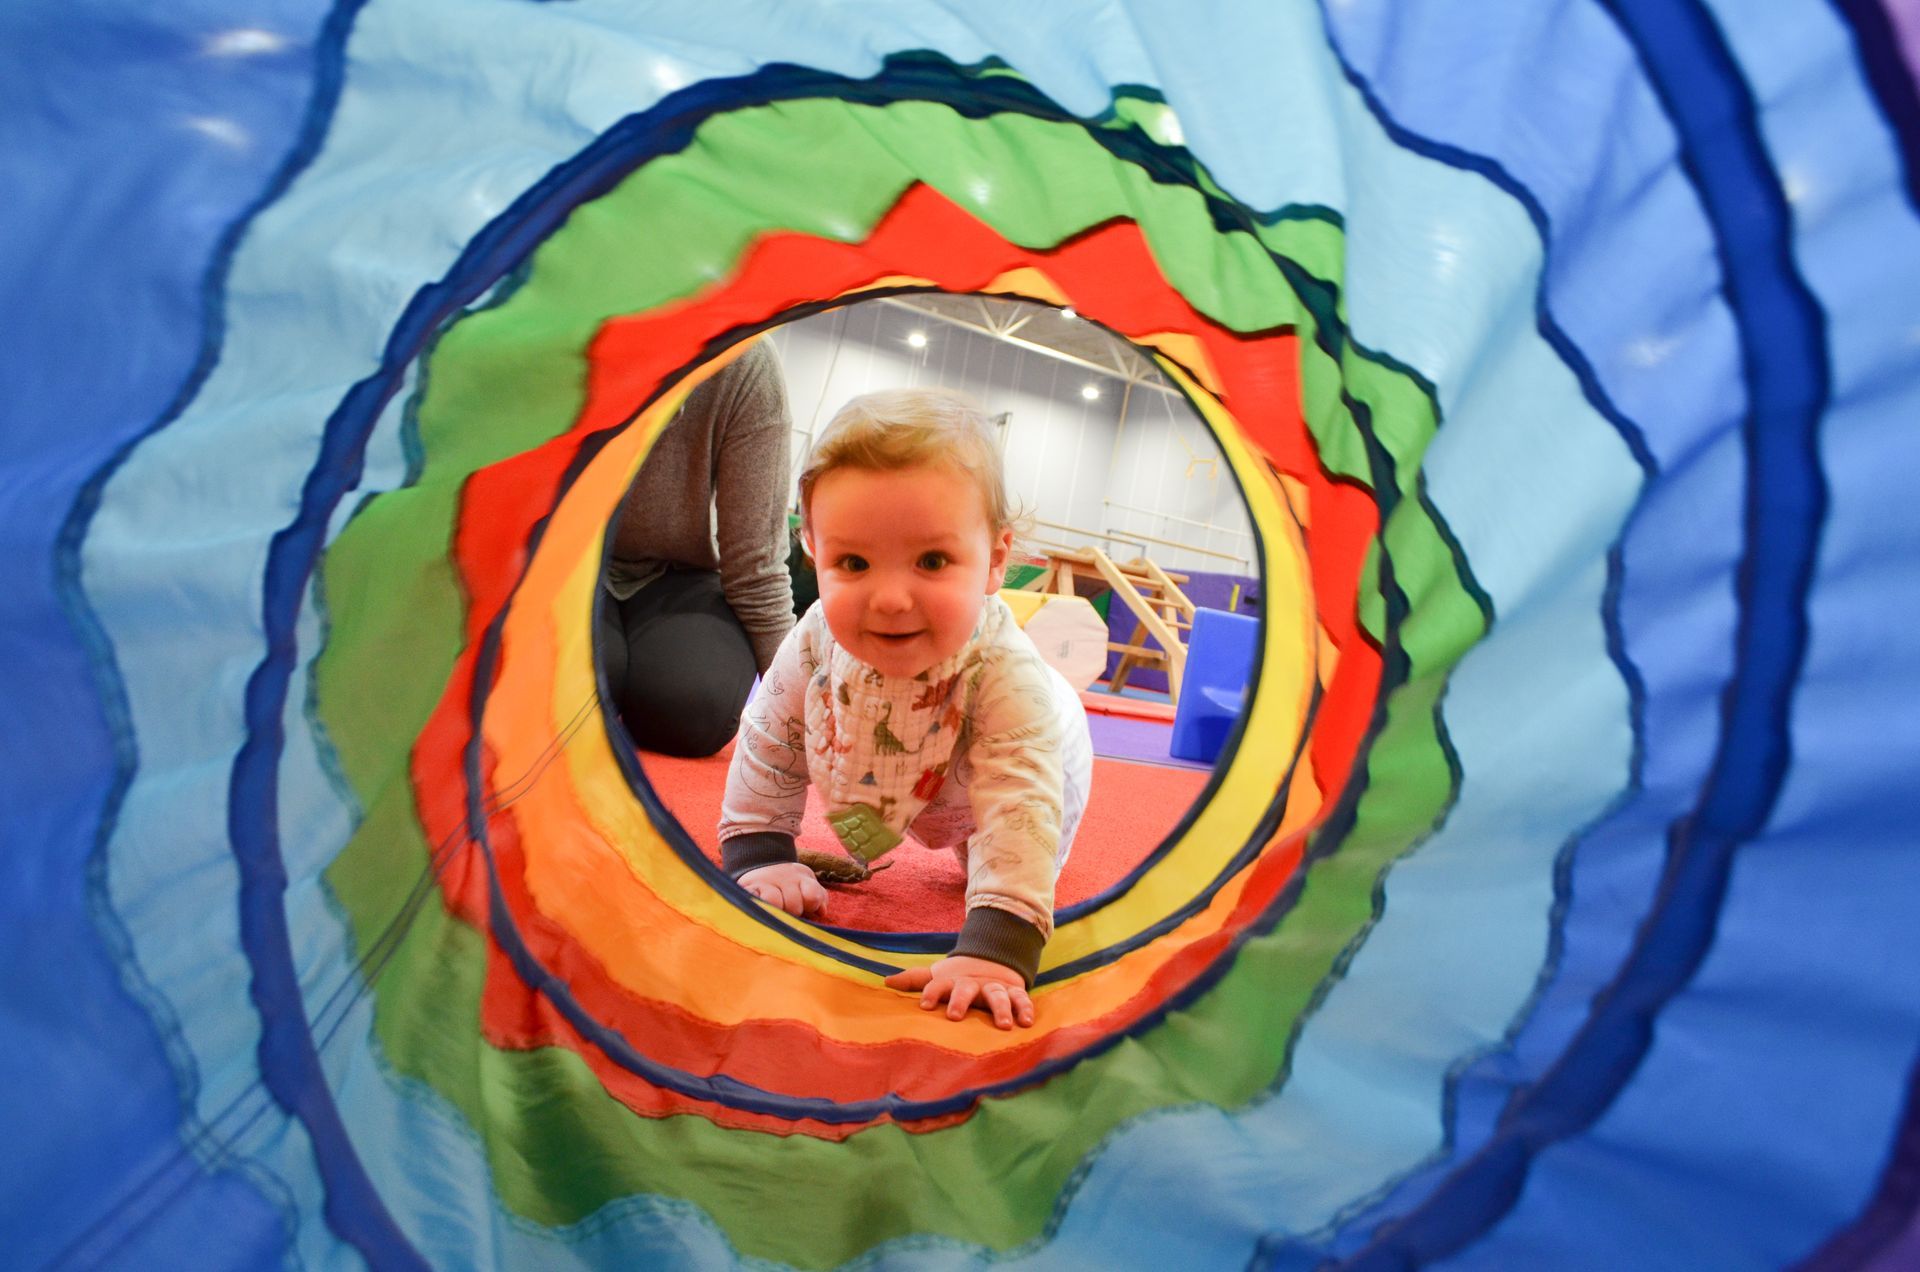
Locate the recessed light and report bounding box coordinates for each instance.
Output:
[1080,383,1101,401]
[907,331,928,349]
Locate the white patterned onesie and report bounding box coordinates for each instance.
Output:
[718,595,1092,982]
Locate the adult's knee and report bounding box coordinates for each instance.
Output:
[648,692,744,758]
[615,672,749,757]
[604,583,757,756]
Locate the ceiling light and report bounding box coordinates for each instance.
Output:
[1080,383,1101,401]
[906,331,927,348]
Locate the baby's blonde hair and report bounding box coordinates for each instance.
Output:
[798,387,1017,536]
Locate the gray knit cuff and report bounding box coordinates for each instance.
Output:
[950,906,1045,987]
[721,832,798,878]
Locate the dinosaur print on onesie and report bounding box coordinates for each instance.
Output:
[731,663,808,808]
[719,599,1091,932]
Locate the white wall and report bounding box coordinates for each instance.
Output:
[1104,382,1258,574]
[762,298,1255,576]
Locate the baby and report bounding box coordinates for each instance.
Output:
[717,387,1093,1030]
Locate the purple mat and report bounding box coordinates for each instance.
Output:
[1086,710,1213,771]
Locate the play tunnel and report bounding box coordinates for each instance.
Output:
[4,1,1918,1268]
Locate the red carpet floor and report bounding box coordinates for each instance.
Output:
[640,741,1210,932]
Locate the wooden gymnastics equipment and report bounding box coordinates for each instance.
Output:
[1017,545,1197,701]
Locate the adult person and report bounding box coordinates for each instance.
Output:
[598,337,796,756]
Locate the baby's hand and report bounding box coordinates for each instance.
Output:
[885,956,1034,1030]
[737,862,827,917]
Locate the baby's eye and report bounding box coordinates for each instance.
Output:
[917,551,949,571]
[838,555,869,572]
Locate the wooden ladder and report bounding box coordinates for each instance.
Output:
[1020,547,1196,700]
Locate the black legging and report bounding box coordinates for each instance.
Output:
[596,568,757,757]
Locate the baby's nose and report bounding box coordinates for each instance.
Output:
[871,580,914,612]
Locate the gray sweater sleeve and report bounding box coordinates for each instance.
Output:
[709,341,797,673]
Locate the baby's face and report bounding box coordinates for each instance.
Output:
[805,462,1012,678]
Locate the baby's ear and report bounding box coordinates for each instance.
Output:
[985,526,1014,591]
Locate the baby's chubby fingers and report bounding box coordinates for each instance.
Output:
[882,966,933,994]
[779,875,824,916]
[797,872,828,915]
[753,879,807,916]
[982,981,1026,1030]
[738,863,826,917]
[945,978,980,1021]
[920,974,954,1013]
[884,957,1036,1027]
[884,965,960,1014]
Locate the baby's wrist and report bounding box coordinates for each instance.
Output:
[722,832,798,878]
[950,907,1044,987]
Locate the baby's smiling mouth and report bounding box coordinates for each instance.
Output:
[870,630,923,643]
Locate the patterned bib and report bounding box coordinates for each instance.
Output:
[801,602,1009,858]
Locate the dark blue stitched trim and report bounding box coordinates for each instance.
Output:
[1829,0,1920,216]
[203,22,1038,1271]
[39,0,421,1264]
[1248,0,1670,1254]
[1309,0,1829,1265]
[210,53,964,1264]
[1252,539,1653,1271]
[224,0,430,1260]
